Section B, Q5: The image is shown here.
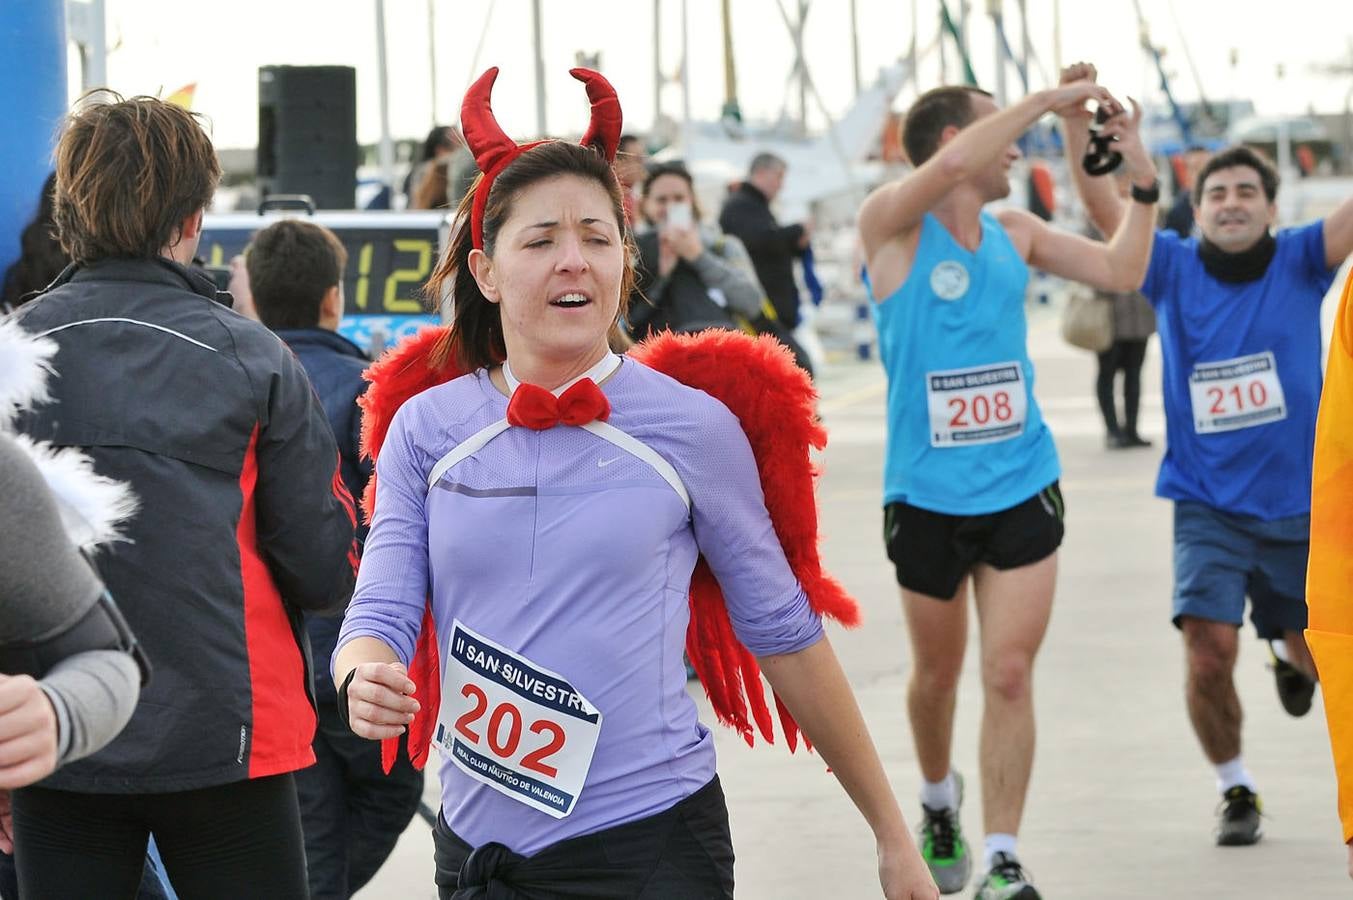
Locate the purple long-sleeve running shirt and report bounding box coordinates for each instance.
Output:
[337,357,823,854]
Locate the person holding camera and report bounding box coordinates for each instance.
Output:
[627,162,765,339]
[856,72,1156,897]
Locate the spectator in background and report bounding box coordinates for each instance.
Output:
[628,161,764,338]
[616,133,647,226]
[1,174,65,312]
[405,126,476,210]
[1092,171,1158,449]
[719,153,812,330]
[411,156,452,211]
[10,92,356,900]
[1163,145,1212,238]
[246,218,424,900]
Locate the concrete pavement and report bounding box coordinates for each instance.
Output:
[355,308,1349,899]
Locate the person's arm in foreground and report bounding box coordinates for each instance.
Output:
[1305,267,1353,879]
[332,405,430,738]
[761,639,938,900]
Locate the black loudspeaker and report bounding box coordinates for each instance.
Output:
[257,66,357,210]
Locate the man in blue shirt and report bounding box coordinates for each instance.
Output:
[857,70,1158,898]
[1065,67,1353,848]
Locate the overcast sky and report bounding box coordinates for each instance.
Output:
[90,0,1352,149]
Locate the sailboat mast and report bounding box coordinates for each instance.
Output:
[721,0,740,119]
[850,0,861,97]
[653,0,662,130]
[532,0,546,136]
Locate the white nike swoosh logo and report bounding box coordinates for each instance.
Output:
[597,456,623,468]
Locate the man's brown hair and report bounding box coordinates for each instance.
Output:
[247,220,349,330]
[901,86,993,167]
[53,92,221,264]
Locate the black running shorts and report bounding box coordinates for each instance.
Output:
[883,481,1066,600]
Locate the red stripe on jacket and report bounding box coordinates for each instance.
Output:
[237,425,317,778]
[328,450,362,576]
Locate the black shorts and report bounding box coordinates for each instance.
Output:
[884,482,1066,600]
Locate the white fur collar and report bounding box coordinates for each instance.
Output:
[0,318,138,549]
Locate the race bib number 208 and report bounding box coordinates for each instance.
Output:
[435,621,602,818]
[925,361,1028,447]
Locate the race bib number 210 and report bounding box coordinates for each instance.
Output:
[1189,351,1287,434]
[435,621,603,818]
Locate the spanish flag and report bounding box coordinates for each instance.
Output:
[164,83,196,110]
[1308,265,1353,843]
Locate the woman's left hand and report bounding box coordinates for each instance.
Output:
[0,675,58,790]
[878,835,939,900]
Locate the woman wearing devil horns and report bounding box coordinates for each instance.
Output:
[334,68,937,899]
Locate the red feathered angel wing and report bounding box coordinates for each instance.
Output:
[630,330,860,751]
[359,326,464,772]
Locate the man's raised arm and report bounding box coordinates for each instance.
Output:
[858,79,1115,259]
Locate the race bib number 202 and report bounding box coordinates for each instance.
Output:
[925,361,1028,448]
[435,621,603,818]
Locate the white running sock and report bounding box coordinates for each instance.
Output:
[1215,756,1257,793]
[919,772,958,810]
[983,833,1018,870]
[1270,639,1291,663]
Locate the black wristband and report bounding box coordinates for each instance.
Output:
[1130,180,1161,204]
[336,668,358,730]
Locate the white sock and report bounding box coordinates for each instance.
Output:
[983,833,1018,870]
[919,772,958,810]
[1270,639,1291,663]
[1215,756,1257,794]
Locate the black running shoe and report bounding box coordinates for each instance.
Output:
[1216,786,1263,846]
[1269,646,1315,717]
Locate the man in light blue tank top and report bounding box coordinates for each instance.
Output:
[1063,61,1353,851]
[858,72,1160,898]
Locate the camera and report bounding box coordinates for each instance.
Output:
[1082,106,1123,176]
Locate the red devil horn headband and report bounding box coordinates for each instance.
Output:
[460,66,624,249]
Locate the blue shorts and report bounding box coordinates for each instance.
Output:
[1172,501,1310,638]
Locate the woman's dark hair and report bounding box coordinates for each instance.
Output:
[424,141,635,372]
[1,173,66,309]
[53,91,221,263]
[640,161,703,222]
[420,126,457,162]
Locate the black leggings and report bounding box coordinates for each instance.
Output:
[1096,339,1148,436]
[11,773,309,900]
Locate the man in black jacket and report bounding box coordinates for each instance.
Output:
[718,152,813,329]
[11,93,356,900]
[247,219,424,900]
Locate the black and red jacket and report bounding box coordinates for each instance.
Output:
[13,258,357,793]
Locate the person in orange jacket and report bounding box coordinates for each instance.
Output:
[1307,264,1353,880]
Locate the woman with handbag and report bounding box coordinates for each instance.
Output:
[1095,284,1156,448]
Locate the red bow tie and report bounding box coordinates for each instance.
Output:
[506,379,611,430]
